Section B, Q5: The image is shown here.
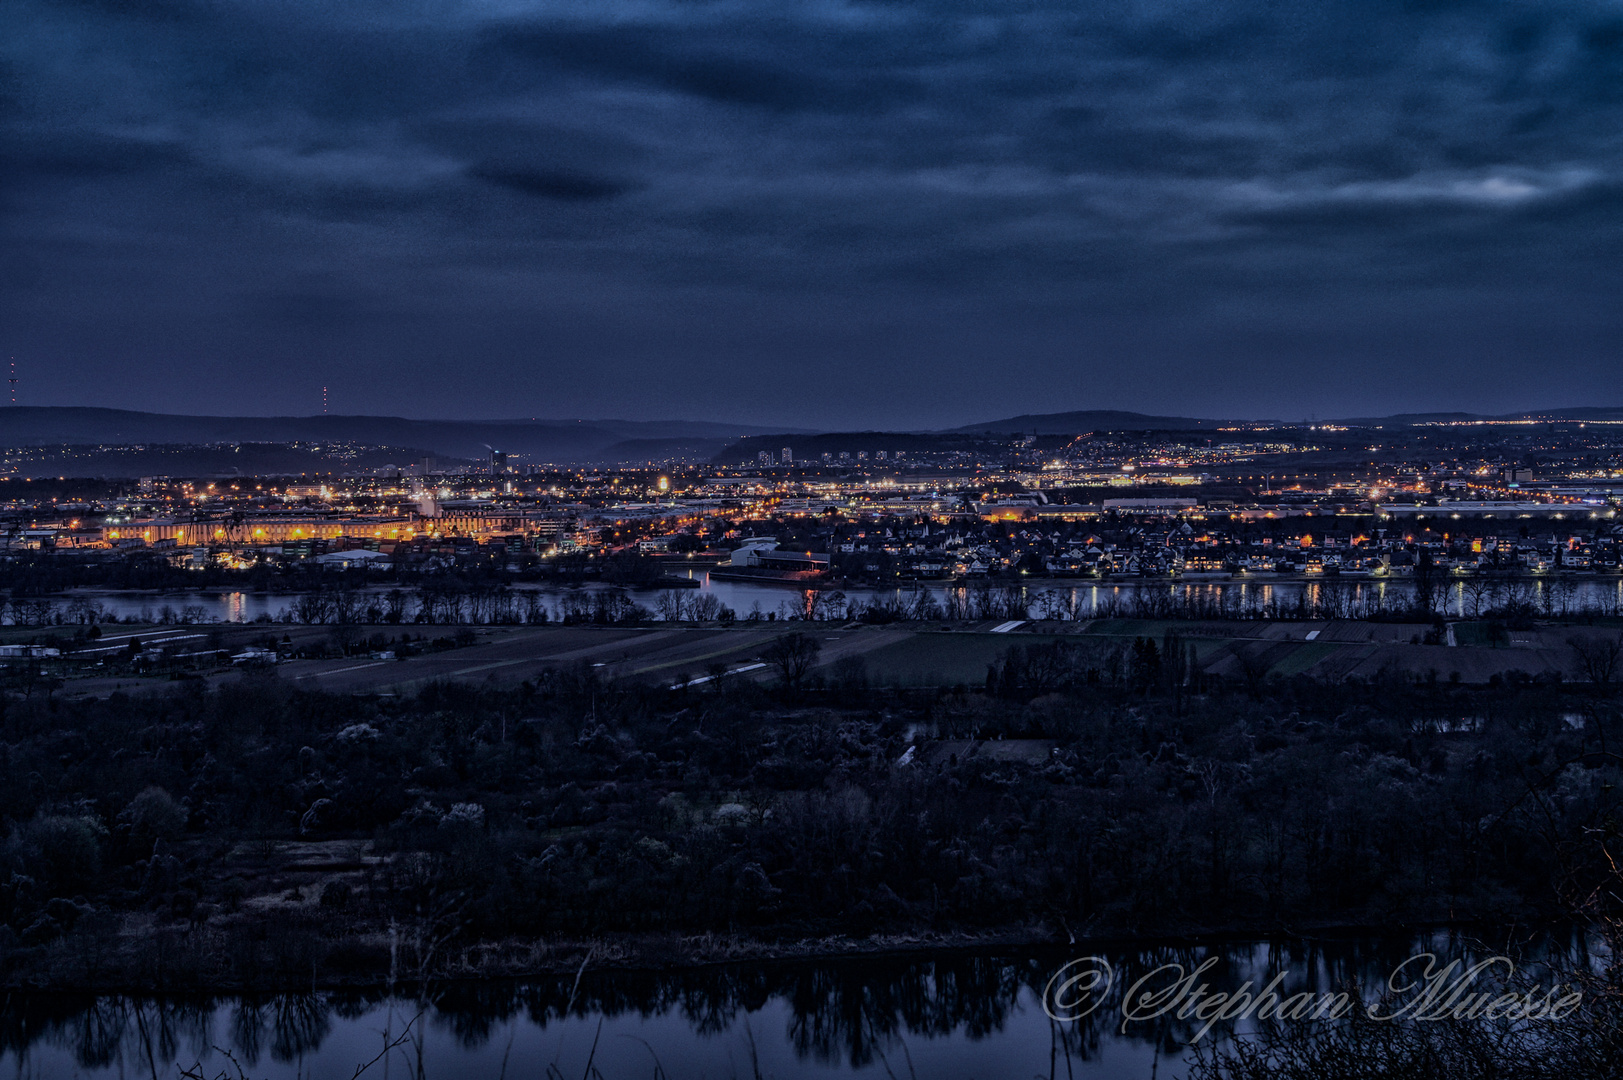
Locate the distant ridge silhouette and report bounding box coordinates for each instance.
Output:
[0,407,807,463]
[952,406,1623,433]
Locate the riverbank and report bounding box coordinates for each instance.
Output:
[6,567,1623,628]
[0,910,1541,994]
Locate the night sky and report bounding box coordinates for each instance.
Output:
[3,0,1622,428]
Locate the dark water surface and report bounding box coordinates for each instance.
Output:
[0,931,1555,1079]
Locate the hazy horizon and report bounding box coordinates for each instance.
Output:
[3,400,1622,432]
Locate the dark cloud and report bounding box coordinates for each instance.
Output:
[0,134,189,185]
[479,25,860,111]
[1,0,1620,426]
[467,163,630,202]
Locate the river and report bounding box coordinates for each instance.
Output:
[17,572,1623,626]
[0,932,1575,1079]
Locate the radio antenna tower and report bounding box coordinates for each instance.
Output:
[7,359,15,405]
[322,386,328,414]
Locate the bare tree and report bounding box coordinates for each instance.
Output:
[1234,645,1272,700]
[1163,629,1190,713]
[1501,573,1533,614]
[656,590,685,622]
[293,591,334,624]
[763,632,821,690]
[1569,633,1623,691]
[1551,576,1578,618]
[331,588,364,625]
[905,589,943,621]
[1031,588,1062,620]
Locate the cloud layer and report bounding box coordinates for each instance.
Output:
[3,0,1622,424]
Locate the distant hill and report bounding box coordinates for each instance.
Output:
[713,431,999,464]
[955,406,1623,433]
[1332,406,1623,426]
[944,410,1228,434]
[596,438,732,464]
[0,442,473,479]
[0,408,807,464]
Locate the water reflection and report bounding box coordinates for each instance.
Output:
[24,575,1623,627]
[0,933,1561,1079]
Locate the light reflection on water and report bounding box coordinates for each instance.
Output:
[29,574,1623,625]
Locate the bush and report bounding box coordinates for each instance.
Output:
[219,876,248,911]
[123,787,186,844]
[13,814,103,895]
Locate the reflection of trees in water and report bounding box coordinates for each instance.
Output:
[0,935,1554,1073]
[268,994,331,1063]
[229,999,266,1066]
[11,998,214,1074]
[64,998,130,1069]
[785,965,887,1066]
[430,981,521,1047]
[676,964,772,1035]
[218,994,332,1067]
[119,1000,211,1073]
[781,955,1038,1066]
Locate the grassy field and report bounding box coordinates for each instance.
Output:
[857,632,1066,687]
[1075,619,1178,639]
[1266,640,1341,677]
[1451,621,1510,648]
[8,614,1613,697]
[852,629,1245,687]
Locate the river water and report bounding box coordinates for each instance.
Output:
[19,572,1623,626]
[0,933,1573,1080]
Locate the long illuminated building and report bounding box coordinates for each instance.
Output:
[103,515,416,546]
[99,507,589,547]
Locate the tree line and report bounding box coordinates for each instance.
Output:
[0,642,1620,992]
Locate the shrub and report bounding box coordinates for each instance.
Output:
[123,787,186,844]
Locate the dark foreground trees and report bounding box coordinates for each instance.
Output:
[0,658,1620,993]
[1569,631,1623,690]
